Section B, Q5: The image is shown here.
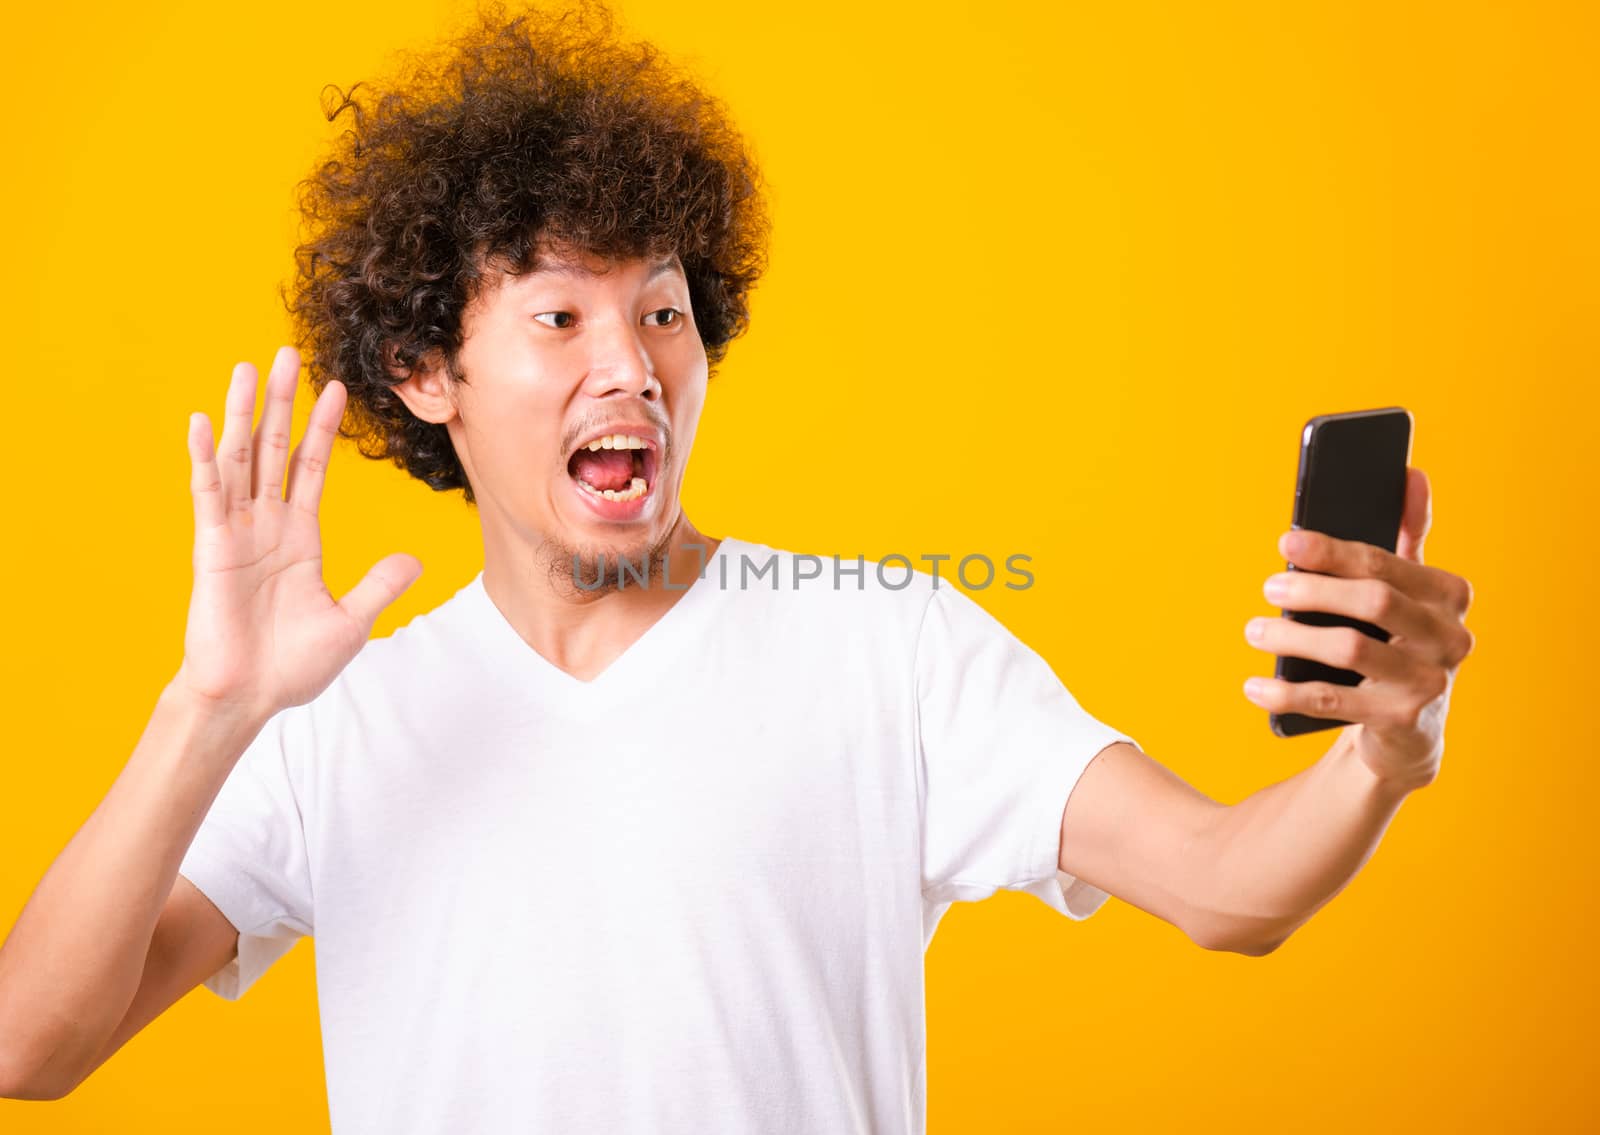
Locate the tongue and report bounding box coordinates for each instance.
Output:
[570,449,634,492]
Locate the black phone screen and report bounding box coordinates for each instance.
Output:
[1270,407,1412,737]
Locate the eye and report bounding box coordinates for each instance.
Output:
[533,311,575,329]
[644,307,683,327]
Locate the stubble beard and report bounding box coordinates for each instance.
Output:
[538,514,683,599]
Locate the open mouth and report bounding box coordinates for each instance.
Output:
[565,431,661,504]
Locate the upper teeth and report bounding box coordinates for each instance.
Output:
[583,434,649,451]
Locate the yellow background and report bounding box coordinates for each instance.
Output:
[2,0,1594,1130]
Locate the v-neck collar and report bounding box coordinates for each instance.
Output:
[460,537,739,696]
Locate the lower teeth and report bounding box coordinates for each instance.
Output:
[577,476,648,502]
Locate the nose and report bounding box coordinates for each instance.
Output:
[582,318,661,402]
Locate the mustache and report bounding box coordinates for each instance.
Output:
[561,413,672,457]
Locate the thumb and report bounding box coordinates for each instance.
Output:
[1395,466,1431,564]
[338,553,425,632]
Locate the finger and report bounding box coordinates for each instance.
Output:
[216,360,261,516]
[286,379,346,516]
[1277,526,1458,609]
[337,553,425,633]
[1244,616,1419,683]
[1245,667,1450,733]
[252,346,301,501]
[1394,466,1431,564]
[188,411,227,533]
[1263,571,1472,666]
[1242,675,1382,725]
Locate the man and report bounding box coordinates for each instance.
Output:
[0,0,1474,1129]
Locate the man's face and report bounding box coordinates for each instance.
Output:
[421,244,707,589]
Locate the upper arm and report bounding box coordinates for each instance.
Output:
[1057,741,1233,948]
[62,874,239,1095]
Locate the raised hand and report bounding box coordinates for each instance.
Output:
[175,345,424,720]
[1242,467,1476,790]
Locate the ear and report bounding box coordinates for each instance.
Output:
[385,342,459,425]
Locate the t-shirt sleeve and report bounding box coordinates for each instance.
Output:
[915,583,1137,922]
[178,705,315,1001]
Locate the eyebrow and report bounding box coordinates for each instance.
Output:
[530,256,681,281]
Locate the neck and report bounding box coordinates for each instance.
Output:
[479,513,722,681]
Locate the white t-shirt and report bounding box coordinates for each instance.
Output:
[179,536,1136,1134]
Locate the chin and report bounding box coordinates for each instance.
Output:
[549,521,676,594]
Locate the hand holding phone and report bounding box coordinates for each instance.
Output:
[1241,409,1476,792]
[1267,407,1411,737]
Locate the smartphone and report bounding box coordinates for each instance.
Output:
[1270,407,1413,737]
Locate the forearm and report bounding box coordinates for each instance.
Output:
[1188,728,1420,952]
[0,679,265,1085]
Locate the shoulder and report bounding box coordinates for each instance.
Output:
[711,536,1030,676]
[298,572,485,724]
[719,536,1029,626]
[716,536,942,621]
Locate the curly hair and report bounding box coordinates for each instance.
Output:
[281,0,771,505]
